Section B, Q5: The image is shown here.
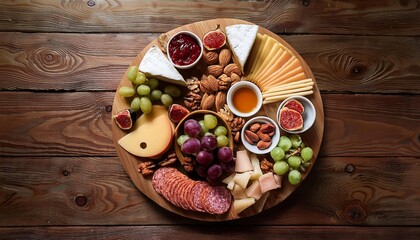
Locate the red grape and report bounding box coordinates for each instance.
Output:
[184,119,202,137]
[181,137,201,154]
[200,135,217,151]
[207,164,222,181]
[217,147,233,163]
[196,165,208,178]
[220,160,235,174]
[196,150,213,166]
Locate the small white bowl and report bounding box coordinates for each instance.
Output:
[241,116,280,155]
[226,81,263,118]
[166,31,203,69]
[276,96,316,134]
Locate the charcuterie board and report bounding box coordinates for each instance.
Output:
[112,18,324,221]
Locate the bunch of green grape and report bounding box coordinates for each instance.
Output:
[269,135,313,186]
[118,66,181,114]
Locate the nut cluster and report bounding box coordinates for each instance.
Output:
[244,122,276,150]
[138,152,178,176]
[199,48,242,112]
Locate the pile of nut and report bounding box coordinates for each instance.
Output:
[244,122,276,150]
[184,48,241,112]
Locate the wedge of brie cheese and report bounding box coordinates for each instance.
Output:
[226,24,259,71]
[139,45,186,86]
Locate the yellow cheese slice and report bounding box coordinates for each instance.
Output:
[233,197,256,215]
[246,34,269,78]
[247,36,277,79]
[244,33,263,75]
[249,42,281,81]
[267,72,307,90]
[118,105,173,159]
[260,65,303,90]
[257,50,292,86]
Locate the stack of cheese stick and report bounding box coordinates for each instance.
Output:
[244,33,314,104]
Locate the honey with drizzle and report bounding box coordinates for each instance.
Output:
[232,87,258,113]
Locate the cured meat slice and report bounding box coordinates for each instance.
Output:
[152,167,232,214]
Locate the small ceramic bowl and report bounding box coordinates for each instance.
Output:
[241,116,280,155]
[166,31,203,69]
[276,96,316,134]
[173,110,234,165]
[226,81,263,118]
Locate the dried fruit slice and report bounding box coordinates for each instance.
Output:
[168,104,190,122]
[284,99,304,114]
[203,27,226,51]
[279,107,303,131]
[113,109,136,130]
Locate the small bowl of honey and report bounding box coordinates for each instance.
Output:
[226,81,262,118]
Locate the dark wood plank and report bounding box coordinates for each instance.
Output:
[0,226,419,240]
[0,1,418,35]
[0,33,418,93]
[0,93,418,157]
[0,156,418,226]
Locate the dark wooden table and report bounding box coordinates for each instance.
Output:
[0,1,419,239]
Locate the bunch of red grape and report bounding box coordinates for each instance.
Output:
[177,114,234,184]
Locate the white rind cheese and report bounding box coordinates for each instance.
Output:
[139,45,186,86]
[226,24,259,70]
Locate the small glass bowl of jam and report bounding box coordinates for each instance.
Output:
[167,31,203,69]
[227,81,263,118]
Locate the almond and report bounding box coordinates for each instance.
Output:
[230,73,241,85]
[219,49,232,67]
[245,130,259,143]
[207,75,219,92]
[260,123,275,133]
[257,140,271,150]
[201,94,215,110]
[249,123,261,133]
[257,130,271,142]
[203,52,218,65]
[244,134,254,145]
[215,91,227,112]
[200,79,212,94]
[223,63,241,77]
[207,65,223,77]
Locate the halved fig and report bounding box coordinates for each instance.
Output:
[202,26,226,51]
[284,99,304,114]
[168,104,190,123]
[113,109,137,130]
[279,107,303,131]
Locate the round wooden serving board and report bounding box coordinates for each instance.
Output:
[112,18,324,221]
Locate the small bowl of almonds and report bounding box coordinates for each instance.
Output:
[241,116,280,155]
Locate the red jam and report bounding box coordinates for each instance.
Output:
[168,33,201,66]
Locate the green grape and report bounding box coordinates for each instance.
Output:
[214,126,227,136]
[199,120,209,135]
[289,135,302,148]
[288,170,302,185]
[130,97,141,111]
[147,78,159,90]
[118,86,135,97]
[270,147,285,162]
[133,72,147,85]
[204,132,214,136]
[150,90,163,101]
[140,97,152,114]
[301,147,313,162]
[160,94,173,107]
[177,134,190,146]
[164,85,181,97]
[216,135,229,147]
[273,161,289,175]
[204,114,218,129]
[127,66,138,82]
[137,85,151,96]
[287,155,302,169]
[278,136,292,151]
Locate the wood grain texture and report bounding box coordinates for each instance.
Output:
[0,156,418,226]
[1,32,418,93]
[0,226,419,240]
[0,0,419,35]
[0,93,417,157]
